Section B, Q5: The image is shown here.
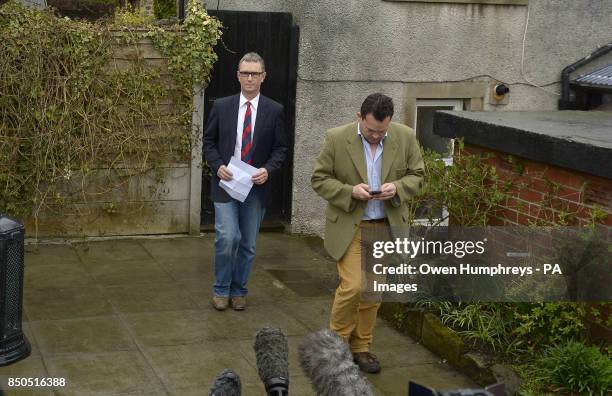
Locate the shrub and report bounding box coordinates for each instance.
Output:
[513,303,588,353]
[419,302,590,359]
[154,0,175,19]
[409,143,508,226]
[537,341,612,395]
[47,0,119,20]
[436,302,523,356]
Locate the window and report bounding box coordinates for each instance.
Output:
[413,99,463,225]
[415,99,462,165]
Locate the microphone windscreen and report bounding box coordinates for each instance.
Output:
[209,368,241,396]
[298,329,374,396]
[253,327,290,383]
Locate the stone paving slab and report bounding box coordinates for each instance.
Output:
[30,316,136,355]
[0,233,477,395]
[45,351,165,396]
[24,286,113,321]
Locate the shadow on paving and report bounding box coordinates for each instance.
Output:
[0,233,477,395]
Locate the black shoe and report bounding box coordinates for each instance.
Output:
[209,368,241,395]
[353,352,381,374]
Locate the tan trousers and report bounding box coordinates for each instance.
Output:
[330,223,382,353]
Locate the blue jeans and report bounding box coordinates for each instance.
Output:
[213,193,265,297]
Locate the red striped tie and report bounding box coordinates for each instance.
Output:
[241,102,253,164]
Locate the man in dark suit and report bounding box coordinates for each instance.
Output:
[203,52,287,311]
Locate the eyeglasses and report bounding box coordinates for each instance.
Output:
[238,71,264,78]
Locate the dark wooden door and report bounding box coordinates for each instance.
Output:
[201,11,298,229]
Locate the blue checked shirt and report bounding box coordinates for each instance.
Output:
[358,125,387,220]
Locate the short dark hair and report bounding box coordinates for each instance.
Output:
[360,93,394,122]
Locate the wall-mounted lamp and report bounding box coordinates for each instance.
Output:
[490,83,510,105]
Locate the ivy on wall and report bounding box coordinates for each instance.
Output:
[0,0,221,229]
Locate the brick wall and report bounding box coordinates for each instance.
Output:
[460,143,612,343]
[461,143,612,227]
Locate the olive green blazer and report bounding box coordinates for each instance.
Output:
[311,121,424,261]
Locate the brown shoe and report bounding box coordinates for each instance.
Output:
[211,296,229,311]
[230,296,247,311]
[353,352,381,374]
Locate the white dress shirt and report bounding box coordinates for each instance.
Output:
[234,93,260,159]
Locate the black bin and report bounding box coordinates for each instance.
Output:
[0,214,31,366]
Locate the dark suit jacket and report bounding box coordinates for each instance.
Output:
[203,94,287,205]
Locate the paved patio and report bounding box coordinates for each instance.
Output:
[1,233,476,395]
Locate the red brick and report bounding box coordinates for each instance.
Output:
[542,166,579,185]
[528,203,545,218]
[523,161,549,175]
[487,216,505,226]
[566,174,589,190]
[506,197,529,211]
[554,197,581,214]
[517,188,544,203]
[462,144,611,227]
[517,212,539,225]
[528,178,583,202]
[497,208,519,224]
[584,182,612,209]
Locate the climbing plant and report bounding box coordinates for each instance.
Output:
[0,0,221,231]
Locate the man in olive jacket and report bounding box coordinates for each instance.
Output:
[311,93,424,373]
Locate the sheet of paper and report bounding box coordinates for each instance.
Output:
[219,156,259,202]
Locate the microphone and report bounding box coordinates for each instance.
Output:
[253,327,290,396]
[408,381,506,396]
[298,329,374,396]
[209,368,241,396]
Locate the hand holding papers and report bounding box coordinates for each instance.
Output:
[219,156,259,202]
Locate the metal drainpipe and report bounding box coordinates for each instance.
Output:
[178,0,186,22]
[559,42,612,110]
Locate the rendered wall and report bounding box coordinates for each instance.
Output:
[210,0,612,236]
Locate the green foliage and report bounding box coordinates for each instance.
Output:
[536,341,612,395]
[437,302,523,356]
[113,4,153,26]
[513,303,587,351]
[406,141,611,393]
[47,0,119,20]
[421,302,589,359]
[154,0,176,19]
[408,140,508,226]
[148,0,222,89]
[414,141,609,228]
[0,0,221,229]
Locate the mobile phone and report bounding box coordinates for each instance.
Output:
[369,190,382,195]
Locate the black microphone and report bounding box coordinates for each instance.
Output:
[209,368,241,396]
[298,329,374,396]
[408,381,506,396]
[253,327,290,396]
